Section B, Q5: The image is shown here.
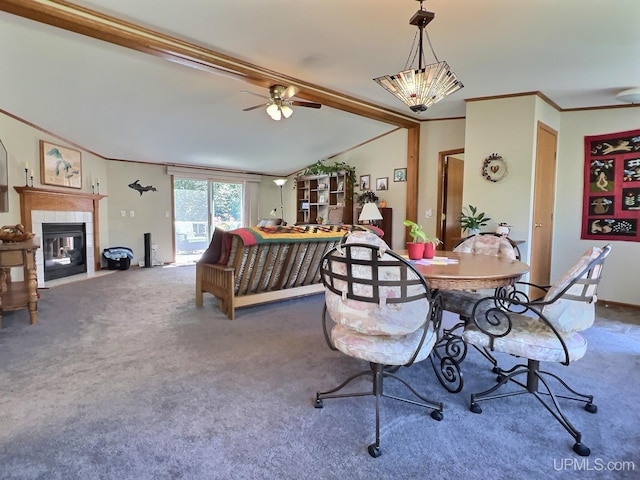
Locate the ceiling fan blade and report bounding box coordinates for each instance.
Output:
[291,100,322,109]
[281,85,299,100]
[242,103,266,112]
[240,90,270,100]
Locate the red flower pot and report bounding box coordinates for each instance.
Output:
[423,242,436,259]
[407,242,424,260]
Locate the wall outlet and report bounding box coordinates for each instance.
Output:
[425,209,433,218]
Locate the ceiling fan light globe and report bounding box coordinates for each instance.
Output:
[281,105,294,118]
[266,103,281,120]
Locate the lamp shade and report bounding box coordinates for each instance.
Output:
[273,178,287,187]
[359,203,383,222]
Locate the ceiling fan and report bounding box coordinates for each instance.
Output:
[242,85,321,121]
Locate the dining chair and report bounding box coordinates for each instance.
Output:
[453,233,520,260]
[438,233,521,372]
[315,230,444,457]
[462,244,612,456]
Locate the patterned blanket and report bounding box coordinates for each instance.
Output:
[229,224,383,246]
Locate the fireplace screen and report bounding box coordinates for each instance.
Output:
[42,223,87,281]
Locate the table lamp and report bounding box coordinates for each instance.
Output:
[359,203,383,225]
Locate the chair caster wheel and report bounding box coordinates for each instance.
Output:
[431,410,443,421]
[584,403,597,414]
[573,442,591,457]
[314,398,323,409]
[470,402,482,414]
[492,366,501,374]
[496,374,505,382]
[367,444,381,458]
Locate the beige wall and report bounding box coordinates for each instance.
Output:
[106,161,172,265]
[418,118,466,239]
[331,129,408,249]
[2,102,639,304]
[464,95,543,260]
[0,112,282,268]
[0,112,110,274]
[461,96,639,305]
[555,107,640,305]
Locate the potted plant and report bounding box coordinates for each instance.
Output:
[422,236,442,259]
[403,219,426,259]
[356,190,379,206]
[459,205,491,235]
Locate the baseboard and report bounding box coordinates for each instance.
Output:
[599,299,640,310]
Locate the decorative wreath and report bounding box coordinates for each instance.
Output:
[482,153,508,182]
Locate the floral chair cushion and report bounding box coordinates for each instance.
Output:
[324,231,431,336]
[331,322,437,365]
[462,314,588,363]
[454,235,517,260]
[541,246,603,332]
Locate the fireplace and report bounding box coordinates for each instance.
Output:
[42,223,87,281]
[15,186,106,287]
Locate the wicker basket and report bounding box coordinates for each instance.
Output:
[0,224,35,243]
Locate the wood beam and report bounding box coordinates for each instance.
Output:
[0,0,420,129]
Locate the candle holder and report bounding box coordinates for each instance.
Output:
[24,168,29,186]
[91,184,95,194]
[96,182,100,195]
[29,175,34,187]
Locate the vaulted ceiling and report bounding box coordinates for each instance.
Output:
[1,0,638,176]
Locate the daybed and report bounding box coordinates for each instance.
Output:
[195,224,382,319]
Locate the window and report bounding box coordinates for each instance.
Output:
[173,178,243,261]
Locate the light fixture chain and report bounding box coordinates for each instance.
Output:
[423,28,440,63]
[372,1,463,113]
[403,31,421,71]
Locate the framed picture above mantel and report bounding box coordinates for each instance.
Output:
[40,140,82,189]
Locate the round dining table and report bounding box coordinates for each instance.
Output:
[397,249,530,393]
[408,250,530,291]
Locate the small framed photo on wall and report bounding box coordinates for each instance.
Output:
[360,174,370,190]
[394,168,407,182]
[376,177,388,191]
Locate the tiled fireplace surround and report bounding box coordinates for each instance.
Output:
[32,210,94,287]
[14,187,106,287]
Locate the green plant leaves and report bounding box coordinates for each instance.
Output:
[298,160,356,187]
[403,219,427,242]
[459,204,491,231]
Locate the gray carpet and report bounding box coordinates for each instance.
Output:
[0,264,638,479]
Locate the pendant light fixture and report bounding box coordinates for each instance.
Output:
[374,0,463,113]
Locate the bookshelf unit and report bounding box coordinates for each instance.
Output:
[296,171,353,225]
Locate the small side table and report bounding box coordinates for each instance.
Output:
[0,238,40,328]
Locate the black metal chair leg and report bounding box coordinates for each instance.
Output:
[469,360,593,456]
[316,361,444,457]
[368,364,383,458]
